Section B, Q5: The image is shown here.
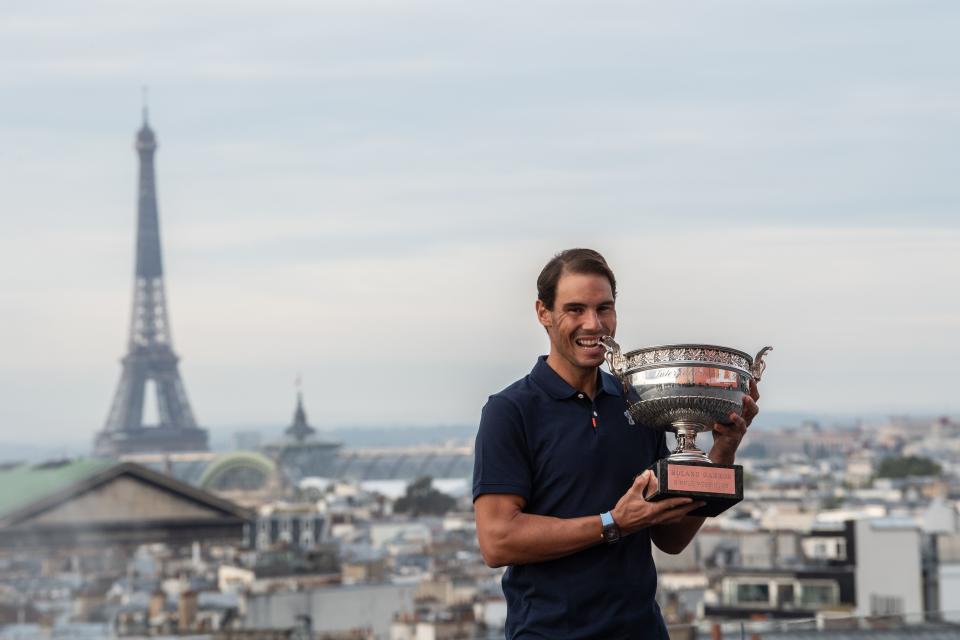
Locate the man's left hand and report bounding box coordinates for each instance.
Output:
[711,378,760,461]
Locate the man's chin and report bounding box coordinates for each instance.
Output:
[575,354,606,369]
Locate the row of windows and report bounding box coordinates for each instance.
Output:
[724,579,840,608]
[257,516,324,532]
[801,536,848,561]
[256,531,320,550]
[254,517,326,550]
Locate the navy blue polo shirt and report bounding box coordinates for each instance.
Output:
[473,356,670,640]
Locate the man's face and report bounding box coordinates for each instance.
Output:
[537,270,617,372]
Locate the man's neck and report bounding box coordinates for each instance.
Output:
[545,353,598,398]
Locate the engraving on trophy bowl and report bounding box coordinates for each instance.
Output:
[601,336,772,463]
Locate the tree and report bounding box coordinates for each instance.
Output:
[394,476,455,516]
[875,455,942,479]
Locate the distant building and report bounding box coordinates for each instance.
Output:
[253,502,329,551]
[110,388,475,504]
[121,451,282,508]
[247,546,341,593]
[852,518,924,618]
[686,518,931,623]
[0,459,251,549]
[244,583,418,637]
[331,447,474,483]
[708,566,854,616]
[934,525,960,623]
[258,389,474,484]
[261,390,342,484]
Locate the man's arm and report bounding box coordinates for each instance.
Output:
[474,494,604,567]
[475,472,703,568]
[650,381,761,555]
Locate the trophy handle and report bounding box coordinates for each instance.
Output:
[600,335,626,378]
[752,346,773,382]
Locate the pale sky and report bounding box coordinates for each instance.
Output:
[1,1,958,448]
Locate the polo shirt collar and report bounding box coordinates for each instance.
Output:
[600,368,623,397]
[530,356,622,399]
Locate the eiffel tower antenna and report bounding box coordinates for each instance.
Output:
[141,85,149,124]
[94,108,209,456]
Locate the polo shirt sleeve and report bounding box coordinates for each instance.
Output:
[472,395,532,502]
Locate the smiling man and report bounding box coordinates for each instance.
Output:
[472,248,760,639]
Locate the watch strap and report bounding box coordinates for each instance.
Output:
[600,511,620,544]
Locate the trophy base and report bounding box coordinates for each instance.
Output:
[644,459,743,518]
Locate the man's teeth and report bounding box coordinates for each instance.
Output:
[576,338,599,347]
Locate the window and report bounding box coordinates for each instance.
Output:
[871,594,903,616]
[735,583,770,605]
[800,583,838,606]
[300,532,314,549]
[278,517,293,543]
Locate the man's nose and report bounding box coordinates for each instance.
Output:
[582,309,603,331]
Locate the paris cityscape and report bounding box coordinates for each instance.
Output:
[3,3,960,640]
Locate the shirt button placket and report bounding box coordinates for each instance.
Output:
[575,394,599,431]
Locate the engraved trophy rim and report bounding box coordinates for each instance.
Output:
[602,338,772,382]
[620,343,754,363]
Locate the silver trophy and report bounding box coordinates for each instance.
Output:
[600,336,772,516]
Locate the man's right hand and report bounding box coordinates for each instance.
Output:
[610,470,704,535]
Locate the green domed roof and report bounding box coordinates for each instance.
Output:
[199,451,276,491]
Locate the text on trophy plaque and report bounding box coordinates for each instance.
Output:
[667,465,737,495]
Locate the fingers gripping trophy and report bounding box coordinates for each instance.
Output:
[601,337,772,517]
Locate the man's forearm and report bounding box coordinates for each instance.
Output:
[481,512,602,567]
[650,515,705,554]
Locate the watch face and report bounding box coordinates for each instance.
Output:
[603,525,620,544]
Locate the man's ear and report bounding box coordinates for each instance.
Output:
[535,299,552,328]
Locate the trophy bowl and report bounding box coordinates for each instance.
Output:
[600,336,771,463]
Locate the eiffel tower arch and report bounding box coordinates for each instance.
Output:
[94,110,209,456]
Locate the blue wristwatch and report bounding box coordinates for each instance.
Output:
[600,511,620,544]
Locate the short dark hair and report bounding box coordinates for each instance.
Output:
[537,248,617,310]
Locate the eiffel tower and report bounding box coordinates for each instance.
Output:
[94,109,209,456]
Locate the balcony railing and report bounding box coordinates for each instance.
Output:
[666,610,960,639]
